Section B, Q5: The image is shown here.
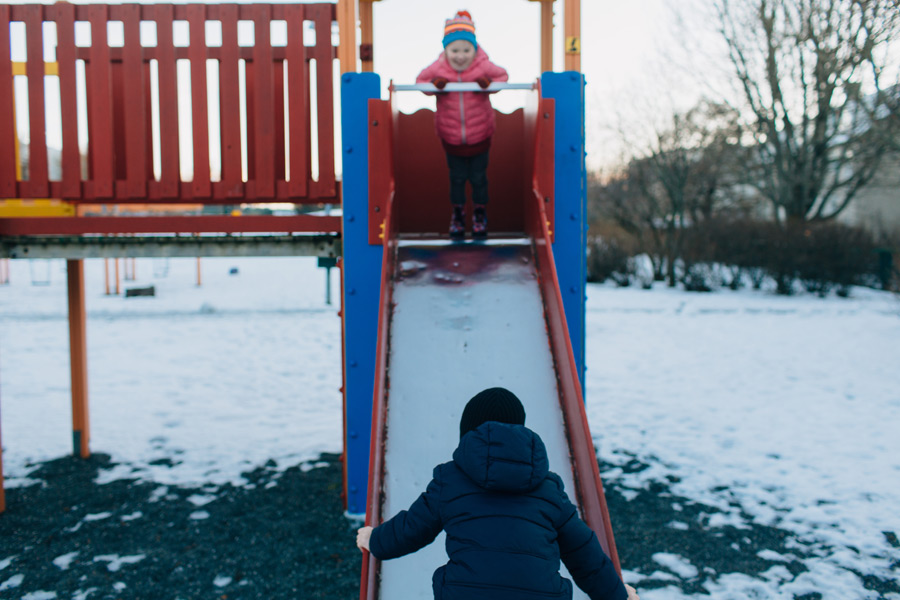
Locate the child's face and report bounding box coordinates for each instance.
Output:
[444,40,476,72]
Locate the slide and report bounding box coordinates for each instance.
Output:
[361,235,620,600]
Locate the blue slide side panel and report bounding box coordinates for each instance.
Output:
[541,72,587,391]
[340,72,382,515]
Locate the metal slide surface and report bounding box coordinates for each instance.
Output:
[376,238,590,600]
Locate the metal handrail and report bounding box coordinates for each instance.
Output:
[391,82,536,93]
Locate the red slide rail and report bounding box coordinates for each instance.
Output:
[1,3,340,235]
[526,97,621,573]
[359,97,396,600]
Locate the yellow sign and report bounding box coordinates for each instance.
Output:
[566,36,580,54]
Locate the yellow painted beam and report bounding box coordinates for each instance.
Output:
[11,61,58,77]
[0,200,76,217]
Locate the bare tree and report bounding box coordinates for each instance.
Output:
[594,101,746,286]
[716,0,900,223]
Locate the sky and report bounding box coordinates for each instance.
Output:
[368,0,678,170]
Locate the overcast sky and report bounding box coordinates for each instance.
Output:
[369,0,684,170]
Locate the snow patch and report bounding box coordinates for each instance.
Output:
[92,554,146,572]
[83,512,112,522]
[21,592,57,600]
[652,553,699,579]
[0,573,24,591]
[52,551,79,570]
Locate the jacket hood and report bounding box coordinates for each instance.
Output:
[452,422,549,493]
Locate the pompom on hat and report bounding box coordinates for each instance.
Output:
[443,10,477,50]
[459,387,526,439]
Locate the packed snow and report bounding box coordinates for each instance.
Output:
[2,256,899,599]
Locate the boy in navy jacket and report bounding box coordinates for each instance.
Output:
[356,387,639,600]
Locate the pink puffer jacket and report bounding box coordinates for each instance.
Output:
[416,47,509,146]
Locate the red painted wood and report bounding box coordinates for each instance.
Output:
[1,3,337,208]
[187,4,210,198]
[245,53,256,184]
[54,2,82,198]
[393,108,526,236]
[216,4,243,198]
[368,99,394,244]
[360,177,398,600]
[250,4,275,199]
[121,4,147,199]
[0,215,342,236]
[144,56,154,182]
[152,4,180,199]
[310,3,335,198]
[22,4,49,197]
[285,3,309,198]
[274,57,286,182]
[0,5,18,196]
[87,4,114,198]
[111,58,127,181]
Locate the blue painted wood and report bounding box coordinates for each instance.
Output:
[340,72,382,516]
[541,72,587,393]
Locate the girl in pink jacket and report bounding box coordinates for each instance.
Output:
[416,11,509,239]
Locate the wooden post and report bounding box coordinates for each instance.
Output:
[540,0,554,73]
[564,0,580,72]
[337,0,358,73]
[67,260,90,459]
[104,258,111,295]
[114,258,121,295]
[359,0,374,72]
[0,258,9,284]
[196,257,202,286]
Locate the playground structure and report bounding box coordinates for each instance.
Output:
[0,4,617,598]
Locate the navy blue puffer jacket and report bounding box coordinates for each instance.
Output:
[369,422,627,600]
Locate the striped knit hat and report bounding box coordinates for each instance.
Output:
[443,10,477,50]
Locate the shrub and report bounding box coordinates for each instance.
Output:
[587,237,635,285]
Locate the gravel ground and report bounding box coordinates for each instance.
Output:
[2,454,897,599]
[0,454,361,599]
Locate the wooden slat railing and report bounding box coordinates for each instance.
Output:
[1,3,339,204]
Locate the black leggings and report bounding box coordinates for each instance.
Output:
[446,151,489,206]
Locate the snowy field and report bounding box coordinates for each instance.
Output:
[2,256,899,599]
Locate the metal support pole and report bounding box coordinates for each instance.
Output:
[564,0,581,72]
[67,259,90,459]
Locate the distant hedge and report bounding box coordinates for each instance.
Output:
[588,219,887,296]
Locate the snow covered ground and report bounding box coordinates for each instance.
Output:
[2,256,899,599]
[585,283,900,599]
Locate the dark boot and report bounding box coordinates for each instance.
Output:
[449,206,466,240]
[472,206,487,239]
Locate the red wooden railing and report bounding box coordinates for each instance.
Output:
[1,3,338,206]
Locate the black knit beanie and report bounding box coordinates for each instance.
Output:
[459,387,526,439]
